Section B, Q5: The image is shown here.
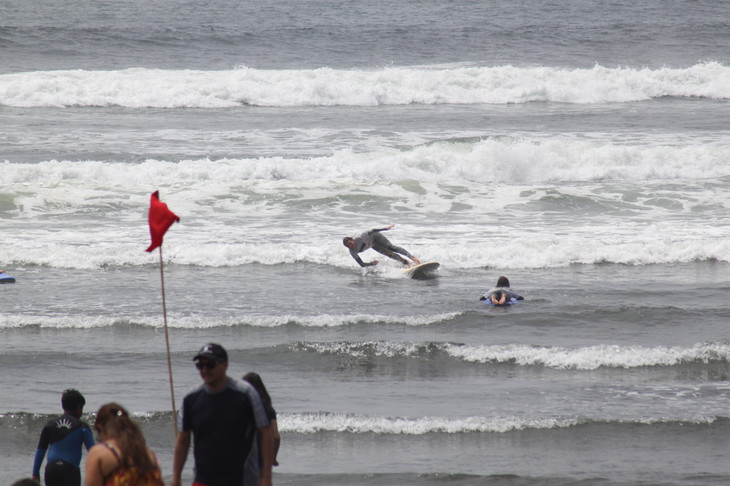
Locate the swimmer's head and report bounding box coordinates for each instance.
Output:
[496,276,510,287]
[343,237,356,249]
[61,389,86,416]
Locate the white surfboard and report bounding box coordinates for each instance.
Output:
[403,261,440,279]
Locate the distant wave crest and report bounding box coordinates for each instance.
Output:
[300,340,730,370]
[0,313,460,329]
[277,412,720,435]
[2,411,721,435]
[1,62,728,108]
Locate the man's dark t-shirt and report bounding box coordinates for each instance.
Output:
[180,378,269,486]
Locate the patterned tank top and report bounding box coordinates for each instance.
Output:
[102,442,164,486]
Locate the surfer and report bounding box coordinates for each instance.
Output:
[343,224,420,267]
[480,276,524,305]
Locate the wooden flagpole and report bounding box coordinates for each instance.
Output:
[159,245,178,437]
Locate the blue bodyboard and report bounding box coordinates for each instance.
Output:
[485,299,519,306]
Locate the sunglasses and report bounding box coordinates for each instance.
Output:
[195,360,219,370]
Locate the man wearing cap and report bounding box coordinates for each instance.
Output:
[172,343,274,486]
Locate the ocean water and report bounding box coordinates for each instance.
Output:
[1,0,730,484]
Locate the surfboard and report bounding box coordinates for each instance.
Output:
[483,290,523,306]
[0,273,16,284]
[403,262,440,279]
[485,299,519,306]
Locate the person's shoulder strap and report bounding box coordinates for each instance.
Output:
[102,442,122,466]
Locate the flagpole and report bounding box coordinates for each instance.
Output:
[146,190,180,439]
[159,245,179,437]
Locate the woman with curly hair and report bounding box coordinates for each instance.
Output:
[84,403,163,486]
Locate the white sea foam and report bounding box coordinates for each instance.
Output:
[278,412,717,434]
[0,315,122,329]
[443,342,730,370]
[1,63,728,108]
[2,136,730,269]
[2,234,727,270]
[3,137,730,187]
[301,340,730,370]
[2,215,728,270]
[281,412,581,434]
[302,341,435,358]
[0,411,716,434]
[0,313,458,330]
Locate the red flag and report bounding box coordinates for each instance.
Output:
[146,191,180,252]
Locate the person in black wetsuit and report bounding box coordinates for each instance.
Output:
[343,224,420,267]
[32,389,95,486]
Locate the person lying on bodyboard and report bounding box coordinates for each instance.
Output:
[480,276,524,305]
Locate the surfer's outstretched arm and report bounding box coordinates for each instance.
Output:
[352,252,378,267]
[370,224,395,234]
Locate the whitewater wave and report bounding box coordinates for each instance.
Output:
[1,62,728,108]
[1,231,729,269]
[278,412,720,435]
[1,236,729,269]
[3,137,730,187]
[2,411,720,435]
[2,136,730,269]
[301,341,730,370]
[0,313,460,330]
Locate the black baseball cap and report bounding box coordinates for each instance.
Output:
[193,343,228,363]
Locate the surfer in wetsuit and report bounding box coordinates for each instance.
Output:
[343,224,420,267]
[32,389,95,486]
[480,276,524,305]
